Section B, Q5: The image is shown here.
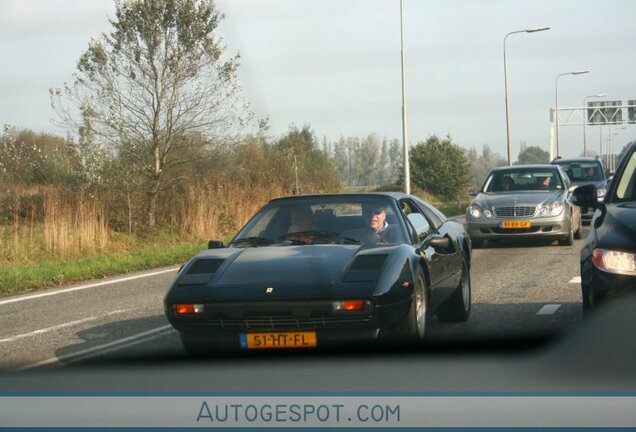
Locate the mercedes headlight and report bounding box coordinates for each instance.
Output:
[483,209,493,218]
[592,249,636,276]
[469,204,482,219]
[537,206,549,217]
[536,201,563,217]
[549,201,564,216]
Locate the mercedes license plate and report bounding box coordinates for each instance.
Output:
[500,220,531,229]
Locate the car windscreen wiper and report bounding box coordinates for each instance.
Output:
[230,236,274,247]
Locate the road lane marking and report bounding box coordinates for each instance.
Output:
[537,304,561,315]
[0,310,130,344]
[14,325,175,371]
[569,276,581,283]
[0,267,179,307]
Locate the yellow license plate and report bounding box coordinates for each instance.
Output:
[241,332,317,349]
[500,220,531,229]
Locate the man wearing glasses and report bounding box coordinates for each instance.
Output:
[362,203,399,243]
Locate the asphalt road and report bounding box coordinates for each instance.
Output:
[2,225,635,392]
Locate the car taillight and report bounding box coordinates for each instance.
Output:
[592,248,636,276]
[175,304,204,314]
[333,300,365,311]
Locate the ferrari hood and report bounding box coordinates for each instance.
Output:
[215,245,361,287]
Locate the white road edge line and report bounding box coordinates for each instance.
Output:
[0,309,130,344]
[537,304,561,315]
[569,276,582,283]
[14,325,175,372]
[0,267,179,307]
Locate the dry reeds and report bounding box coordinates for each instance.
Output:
[175,176,287,240]
[42,190,108,256]
[0,186,108,262]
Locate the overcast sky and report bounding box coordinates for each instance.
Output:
[1,0,635,160]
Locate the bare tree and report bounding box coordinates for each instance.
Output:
[51,0,251,227]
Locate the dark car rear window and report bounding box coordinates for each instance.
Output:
[553,160,604,182]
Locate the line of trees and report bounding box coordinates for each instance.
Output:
[326,134,402,187]
[2,0,564,262]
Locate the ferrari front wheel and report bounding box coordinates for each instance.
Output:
[404,266,428,341]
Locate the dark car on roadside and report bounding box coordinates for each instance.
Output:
[572,142,636,313]
[551,156,610,225]
[164,192,472,354]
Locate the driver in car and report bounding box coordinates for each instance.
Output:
[362,204,399,243]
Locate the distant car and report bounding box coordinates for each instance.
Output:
[466,164,582,248]
[551,156,610,224]
[571,142,636,313]
[164,193,472,354]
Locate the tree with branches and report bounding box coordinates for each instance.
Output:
[410,135,470,201]
[51,0,251,227]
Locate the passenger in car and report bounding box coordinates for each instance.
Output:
[583,167,596,180]
[501,175,514,191]
[537,176,551,189]
[288,206,314,233]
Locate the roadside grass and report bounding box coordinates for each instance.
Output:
[0,241,207,296]
[438,203,469,218]
[0,205,466,296]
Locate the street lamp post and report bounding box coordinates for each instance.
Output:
[611,132,620,172]
[503,26,550,165]
[400,0,410,194]
[555,70,590,158]
[610,126,628,171]
[583,93,606,157]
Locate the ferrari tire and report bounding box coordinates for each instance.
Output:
[403,266,428,342]
[436,255,471,323]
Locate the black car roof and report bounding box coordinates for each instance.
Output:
[551,157,603,163]
[490,164,559,172]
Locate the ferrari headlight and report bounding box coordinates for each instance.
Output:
[469,205,482,219]
[596,188,607,202]
[549,201,564,216]
[592,249,636,276]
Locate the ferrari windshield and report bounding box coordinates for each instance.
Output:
[483,168,564,193]
[232,196,407,246]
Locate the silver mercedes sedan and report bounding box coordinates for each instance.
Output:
[466,164,582,248]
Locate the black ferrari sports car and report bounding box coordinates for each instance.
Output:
[164,192,472,354]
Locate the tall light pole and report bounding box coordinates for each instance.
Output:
[400,0,410,194]
[555,70,590,158]
[611,126,628,171]
[503,26,550,165]
[611,132,619,172]
[583,93,606,157]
